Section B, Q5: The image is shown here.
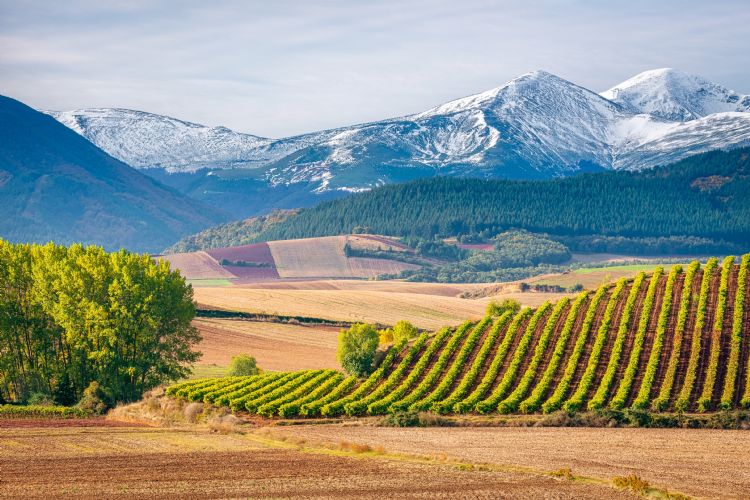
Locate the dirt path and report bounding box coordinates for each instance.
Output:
[276,425,750,499]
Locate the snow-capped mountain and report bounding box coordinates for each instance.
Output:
[46,69,750,215]
[47,108,271,172]
[601,68,750,121]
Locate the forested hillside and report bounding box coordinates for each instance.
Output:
[255,149,750,252]
[170,255,750,416]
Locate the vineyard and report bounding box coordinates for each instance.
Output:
[168,256,750,416]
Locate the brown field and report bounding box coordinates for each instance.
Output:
[347,256,420,277]
[157,251,236,279]
[276,424,750,499]
[194,284,491,330]
[268,236,352,278]
[194,318,340,371]
[0,423,636,499]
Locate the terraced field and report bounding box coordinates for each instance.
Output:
[171,256,750,416]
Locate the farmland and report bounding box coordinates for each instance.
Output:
[176,256,750,416]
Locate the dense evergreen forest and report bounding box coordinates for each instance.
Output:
[256,148,750,252]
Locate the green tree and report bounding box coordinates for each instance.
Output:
[337,323,379,377]
[486,298,521,317]
[228,354,260,376]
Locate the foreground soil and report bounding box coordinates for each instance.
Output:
[0,422,635,499]
[276,424,749,499]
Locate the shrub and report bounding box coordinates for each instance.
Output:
[486,298,521,317]
[27,392,55,406]
[381,410,421,427]
[613,474,650,495]
[337,323,379,376]
[77,381,110,415]
[392,320,419,343]
[228,354,260,376]
[378,328,394,344]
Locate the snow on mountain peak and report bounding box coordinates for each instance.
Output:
[601,68,749,121]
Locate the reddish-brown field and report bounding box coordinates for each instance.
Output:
[194,318,340,371]
[0,423,637,499]
[157,251,236,279]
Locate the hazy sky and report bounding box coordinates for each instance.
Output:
[1,0,748,137]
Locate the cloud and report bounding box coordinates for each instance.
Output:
[1,0,748,137]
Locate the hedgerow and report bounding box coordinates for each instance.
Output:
[0,404,89,419]
[520,292,587,413]
[588,272,646,410]
[610,268,663,410]
[257,370,337,417]
[498,298,570,414]
[675,258,718,411]
[389,322,474,412]
[631,265,680,409]
[278,372,345,417]
[563,278,627,412]
[413,317,494,412]
[433,311,514,414]
[320,341,404,416]
[476,303,552,413]
[453,308,532,413]
[697,256,734,411]
[542,285,607,413]
[651,261,700,411]
[368,327,454,415]
[299,375,358,417]
[344,336,425,416]
[728,254,750,408]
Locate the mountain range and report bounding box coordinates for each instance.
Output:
[0,95,225,252]
[46,68,750,217]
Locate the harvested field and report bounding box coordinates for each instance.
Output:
[222,264,280,280]
[0,424,635,499]
[234,279,487,296]
[205,242,276,265]
[194,318,340,371]
[347,257,420,277]
[347,234,413,252]
[268,236,351,278]
[277,425,748,499]
[157,251,236,280]
[193,286,490,330]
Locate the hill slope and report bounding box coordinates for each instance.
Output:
[0,95,225,252]
[48,69,750,216]
[170,255,750,415]
[253,148,750,248]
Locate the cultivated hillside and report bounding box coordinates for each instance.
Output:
[0,95,226,252]
[48,69,750,216]
[170,255,750,416]
[254,148,750,250]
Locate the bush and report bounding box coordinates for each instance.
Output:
[486,298,521,317]
[228,354,260,376]
[77,381,110,415]
[378,328,394,344]
[381,410,421,427]
[337,323,379,377]
[27,392,55,406]
[392,320,419,343]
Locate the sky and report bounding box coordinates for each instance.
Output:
[1,0,749,137]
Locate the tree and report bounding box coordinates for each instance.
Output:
[486,298,521,317]
[392,320,419,343]
[337,323,379,377]
[0,240,201,405]
[228,354,260,376]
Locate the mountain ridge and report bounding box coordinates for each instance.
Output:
[44,69,750,217]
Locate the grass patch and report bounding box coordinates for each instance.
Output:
[187,279,234,287]
[186,364,230,379]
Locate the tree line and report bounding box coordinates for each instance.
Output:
[255,148,750,250]
[0,240,199,406]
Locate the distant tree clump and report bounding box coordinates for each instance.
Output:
[337,323,379,376]
[228,354,260,376]
[0,240,200,407]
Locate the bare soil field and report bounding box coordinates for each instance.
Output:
[194,318,340,371]
[157,251,236,280]
[347,256,420,277]
[0,424,636,499]
[194,285,491,330]
[277,425,749,499]
[268,236,351,278]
